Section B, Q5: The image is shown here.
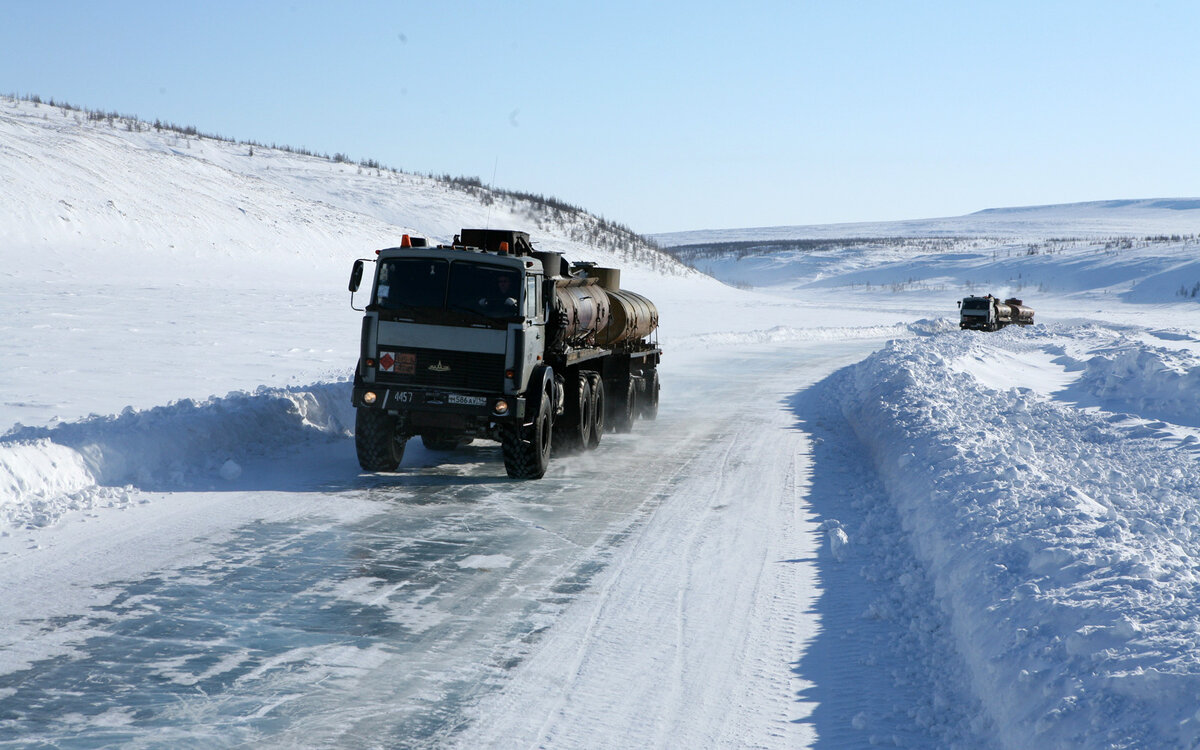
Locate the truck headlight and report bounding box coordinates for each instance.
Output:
[493,399,509,416]
[363,391,378,405]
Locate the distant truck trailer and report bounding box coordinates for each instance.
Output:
[958,295,1035,331]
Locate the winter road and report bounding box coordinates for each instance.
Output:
[0,338,972,749]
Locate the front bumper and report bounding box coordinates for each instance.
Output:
[352,383,526,421]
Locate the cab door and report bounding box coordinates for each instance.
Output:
[522,273,545,380]
[506,272,546,395]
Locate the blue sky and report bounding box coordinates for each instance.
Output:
[5,1,1200,233]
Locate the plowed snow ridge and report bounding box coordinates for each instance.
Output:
[0,383,353,528]
[837,325,1200,748]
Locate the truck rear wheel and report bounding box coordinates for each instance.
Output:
[503,390,553,479]
[612,377,636,433]
[586,372,604,449]
[355,407,406,471]
[640,369,659,421]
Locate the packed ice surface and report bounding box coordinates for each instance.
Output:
[5,95,1200,748]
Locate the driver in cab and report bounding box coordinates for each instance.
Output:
[480,272,519,312]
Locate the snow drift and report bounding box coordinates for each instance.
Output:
[0,383,353,528]
[834,326,1200,749]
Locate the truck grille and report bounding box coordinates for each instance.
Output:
[376,347,505,391]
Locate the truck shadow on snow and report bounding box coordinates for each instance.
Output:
[781,377,994,748]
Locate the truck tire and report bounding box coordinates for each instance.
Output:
[355,407,406,471]
[640,369,659,421]
[503,389,553,479]
[612,377,636,433]
[586,372,604,449]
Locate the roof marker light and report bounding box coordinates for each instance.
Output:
[401,234,412,248]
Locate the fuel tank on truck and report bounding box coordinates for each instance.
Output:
[534,251,612,347]
[1005,298,1035,325]
[589,268,660,347]
[550,278,611,347]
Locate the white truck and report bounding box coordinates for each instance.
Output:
[348,228,661,479]
[958,295,1035,331]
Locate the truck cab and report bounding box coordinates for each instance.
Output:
[959,295,997,330]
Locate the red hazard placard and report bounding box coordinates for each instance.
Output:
[379,353,395,371]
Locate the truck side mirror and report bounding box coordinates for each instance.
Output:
[348,259,365,293]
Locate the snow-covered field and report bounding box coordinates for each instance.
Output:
[4,95,1200,748]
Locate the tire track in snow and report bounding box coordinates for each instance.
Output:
[456,342,881,749]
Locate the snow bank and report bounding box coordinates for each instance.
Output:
[1075,339,1200,427]
[0,382,354,529]
[0,440,98,525]
[835,329,1200,749]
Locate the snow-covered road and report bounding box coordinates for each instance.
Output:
[453,341,911,749]
[6,339,977,749]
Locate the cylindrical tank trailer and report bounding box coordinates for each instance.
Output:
[537,254,660,349]
[597,287,659,347]
[1003,298,1035,326]
[550,278,611,348]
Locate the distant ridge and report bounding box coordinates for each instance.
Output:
[655,198,1200,248]
[971,198,1200,215]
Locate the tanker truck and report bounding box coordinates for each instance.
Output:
[347,228,662,479]
[958,294,1035,331]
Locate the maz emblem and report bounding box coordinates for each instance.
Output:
[428,361,451,373]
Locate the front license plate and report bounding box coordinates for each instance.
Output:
[447,393,487,407]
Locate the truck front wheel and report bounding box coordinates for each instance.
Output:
[355,407,406,471]
[503,390,553,479]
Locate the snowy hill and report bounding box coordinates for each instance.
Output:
[0,95,704,430]
[5,93,1200,749]
[1,96,681,279]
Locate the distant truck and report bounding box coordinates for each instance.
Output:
[958,295,1035,331]
[347,228,661,479]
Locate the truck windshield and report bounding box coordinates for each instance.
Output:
[374,258,520,320]
[375,258,449,310]
[962,298,990,311]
